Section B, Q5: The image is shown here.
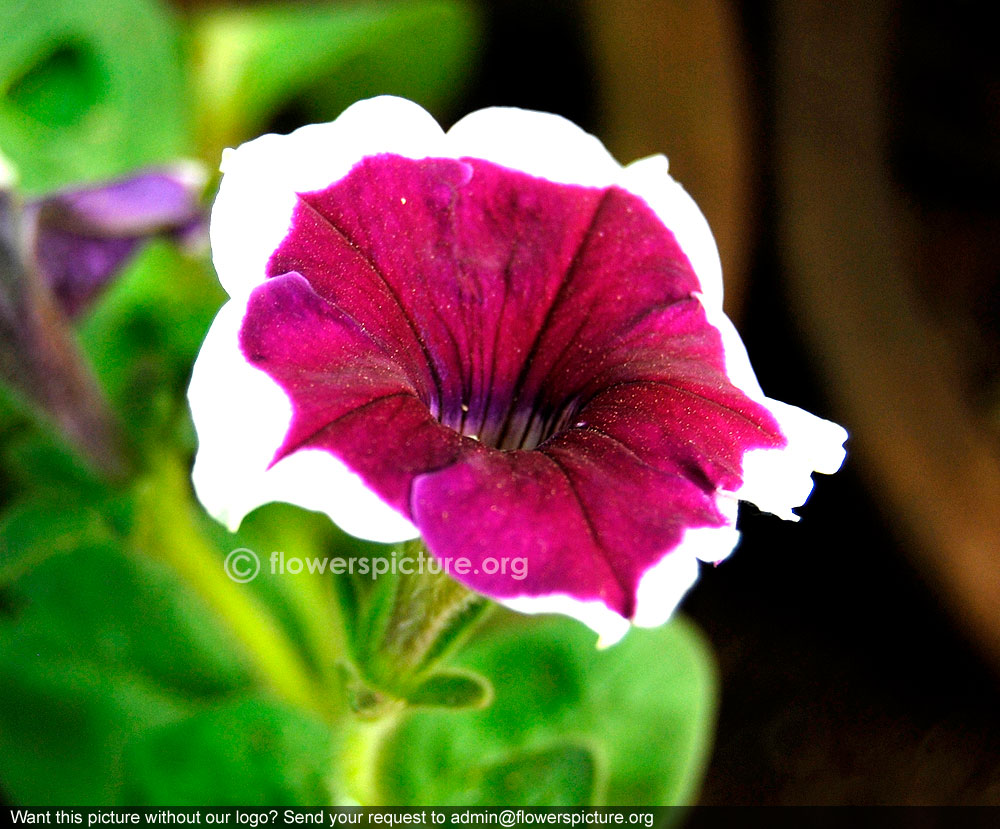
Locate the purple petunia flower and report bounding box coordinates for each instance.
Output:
[189,97,846,644]
[22,164,207,318]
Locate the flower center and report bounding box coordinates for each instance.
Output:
[439,389,585,452]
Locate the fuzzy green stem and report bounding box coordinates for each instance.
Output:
[357,539,489,699]
[334,711,404,805]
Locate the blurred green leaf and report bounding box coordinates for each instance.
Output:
[379,614,716,806]
[224,502,352,696]
[0,421,127,518]
[123,697,336,807]
[407,669,492,710]
[0,0,188,195]
[0,540,253,804]
[0,417,129,584]
[77,240,224,448]
[2,539,252,701]
[190,0,478,153]
[478,744,597,807]
[0,650,188,806]
[0,494,112,584]
[3,429,102,494]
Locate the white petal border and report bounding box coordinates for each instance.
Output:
[707,308,847,521]
[210,96,448,301]
[193,94,847,642]
[210,96,629,303]
[617,152,847,523]
[444,106,623,188]
[189,299,419,543]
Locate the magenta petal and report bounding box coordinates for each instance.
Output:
[267,155,609,438]
[412,427,727,617]
[241,271,472,515]
[578,376,786,493]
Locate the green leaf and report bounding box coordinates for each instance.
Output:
[478,744,597,807]
[378,614,717,806]
[407,669,492,710]
[0,652,189,806]
[0,493,113,585]
[77,240,224,448]
[123,697,336,807]
[0,538,253,804]
[0,0,188,195]
[190,0,478,153]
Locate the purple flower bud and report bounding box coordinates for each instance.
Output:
[25,164,207,318]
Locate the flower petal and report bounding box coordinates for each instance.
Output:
[411,424,729,624]
[40,164,205,235]
[188,294,418,541]
[191,97,848,641]
[445,106,622,188]
[267,153,613,444]
[618,154,725,310]
[210,96,447,301]
[30,226,139,317]
[239,270,472,524]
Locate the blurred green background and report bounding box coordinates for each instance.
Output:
[2,0,999,809]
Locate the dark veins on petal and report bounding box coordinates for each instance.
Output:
[239,154,785,616]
